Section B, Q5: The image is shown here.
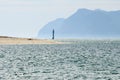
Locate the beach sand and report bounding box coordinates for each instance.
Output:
[0,36,62,44]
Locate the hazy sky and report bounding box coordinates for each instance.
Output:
[0,0,120,38]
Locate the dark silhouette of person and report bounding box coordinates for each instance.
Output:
[52,29,55,40]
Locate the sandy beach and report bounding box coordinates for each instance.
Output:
[0,36,61,44]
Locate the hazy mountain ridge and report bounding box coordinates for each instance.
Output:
[38,9,120,38]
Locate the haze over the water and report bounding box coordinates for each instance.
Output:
[0,0,120,38]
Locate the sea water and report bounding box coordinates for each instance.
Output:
[0,40,120,80]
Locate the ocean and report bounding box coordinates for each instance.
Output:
[0,40,120,80]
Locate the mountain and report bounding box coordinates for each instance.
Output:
[38,9,120,39]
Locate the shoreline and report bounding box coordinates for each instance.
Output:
[0,36,120,45]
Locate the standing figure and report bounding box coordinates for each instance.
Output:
[52,29,55,40]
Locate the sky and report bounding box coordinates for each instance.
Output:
[0,0,120,38]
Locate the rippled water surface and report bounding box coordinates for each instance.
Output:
[0,40,120,80]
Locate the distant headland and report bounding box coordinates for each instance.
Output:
[38,9,120,39]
